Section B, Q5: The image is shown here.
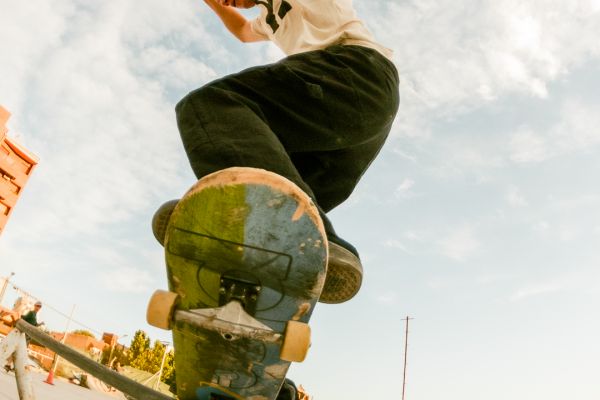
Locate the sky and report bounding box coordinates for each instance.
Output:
[1,0,600,399]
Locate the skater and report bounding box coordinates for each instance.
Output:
[152,0,399,398]
[153,0,399,308]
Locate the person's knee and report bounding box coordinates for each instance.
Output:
[175,84,225,141]
[176,86,211,117]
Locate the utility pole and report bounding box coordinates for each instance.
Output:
[402,316,413,400]
[155,341,172,390]
[45,304,76,385]
[0,272,15,305]
[108,334,128,368]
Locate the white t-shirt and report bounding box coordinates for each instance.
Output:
[250,0,393,60]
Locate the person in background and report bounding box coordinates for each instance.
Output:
[21,301,43,327]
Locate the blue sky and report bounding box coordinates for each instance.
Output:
[1,1,600,399]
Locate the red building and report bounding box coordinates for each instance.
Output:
[0,106,39,236]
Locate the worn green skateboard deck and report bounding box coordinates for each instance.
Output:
[148,167,327,400]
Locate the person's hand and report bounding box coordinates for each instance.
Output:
[215,0,237,6]
[204,0,255,9]
[204,0,228,10]
[201,0,263,41]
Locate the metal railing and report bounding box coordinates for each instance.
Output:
[0,320,173,400]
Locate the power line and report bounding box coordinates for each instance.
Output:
[6,280,102,336]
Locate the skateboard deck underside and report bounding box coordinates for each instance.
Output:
[164,168,327,400]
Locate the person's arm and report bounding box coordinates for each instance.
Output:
[204,0,267,43]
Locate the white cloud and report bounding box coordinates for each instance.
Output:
[376,0,600,139]
[439,226,480,262]
[403,231,422,241]
[533,220,551,234]
[375,291,398,305]
[508,98,600,165]
[506,186,528,207]
[509,14,542,51]
[429,145,505,180]
[509,128,549,163]
[130,46,217,91]
[548,194,600,212]
[394,178,415,198]
[101,267,154,294]
[552,98,600,153]
[558,227,577,242]
[509,282,562,302]
[426,278,451,290]
[0,2,222,241]
[391,148,418,163]
[384,231,425,254]
[0,1,70,107]
[384,239,410,253]
[475,273,513,286]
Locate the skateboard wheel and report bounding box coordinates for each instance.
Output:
[146,290,179,330]
[280,321,311,362]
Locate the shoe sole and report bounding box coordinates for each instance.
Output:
[319,242,363,304]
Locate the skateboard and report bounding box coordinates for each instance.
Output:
[147,167,328,400]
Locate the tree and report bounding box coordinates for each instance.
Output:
[150,340,175,386]
[101,344,128,367]
[71,329,96,338]
[127,330,151,365]
[125,330,175,385]
[160,347,175,387]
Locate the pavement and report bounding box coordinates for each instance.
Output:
[0,369,126,400]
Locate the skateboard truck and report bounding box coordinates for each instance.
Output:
[147,290,311,362]
[219,275,261,315]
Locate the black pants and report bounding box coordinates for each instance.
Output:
[176,45,400,237]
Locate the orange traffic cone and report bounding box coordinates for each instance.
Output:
[44,370,54,385]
